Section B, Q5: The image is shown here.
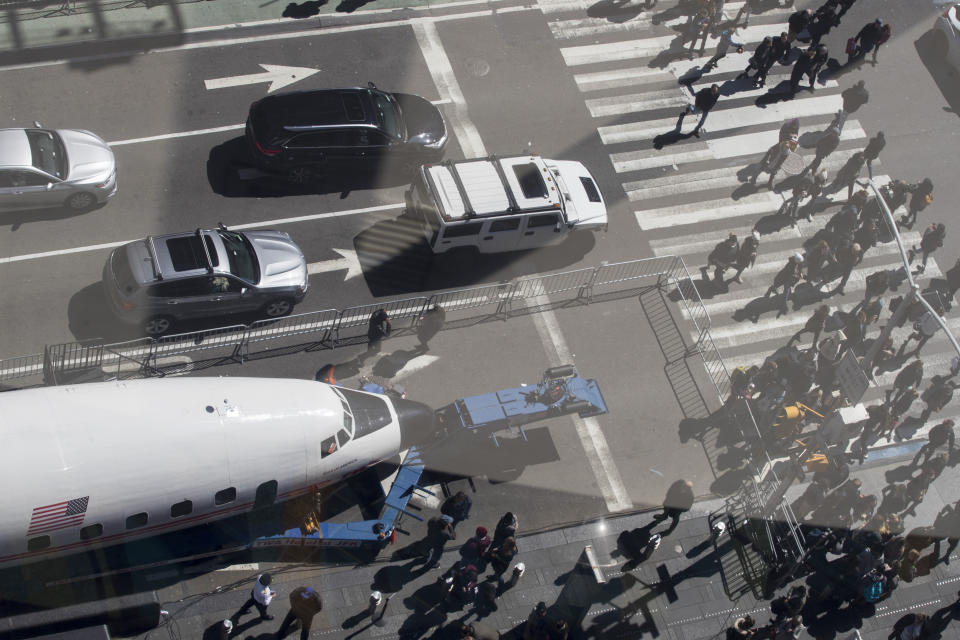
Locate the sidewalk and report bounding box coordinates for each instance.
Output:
[0,0,474,52]
[143,447,960,640]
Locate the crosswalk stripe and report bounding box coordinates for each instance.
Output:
[586,88,691,116]
[603,95,855,147]
[559,22,787,66]
[548,14,688,39]
[615,120,866,174]
[627,150,864,202]
[635,171,886,229]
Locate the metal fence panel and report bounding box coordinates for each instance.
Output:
[0,353,44,382]
[513,268,595,299]
[246,309,339,347]
[429,283,518,316]
[594,256,677,288]
[333,297,430,345]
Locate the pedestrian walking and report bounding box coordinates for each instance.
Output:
[862,269,889,308]
[873,23,892,62]
[752,138,796,189]
[730,231,760,283]
[653,479,695,533]
[726,615,757,639]
[805,127,840,174]
[235,573,277,622]
[919,375,956,423]
[829,241,862,295]
[737,36,772,85]
[841,79,869,113]
[808,44,829,90]
[365,308,391,358]
[900,178,933,229]
[441,490,473,525]
[733,0,760,27]
[788,305,830,349]
[485,535,518,577]
[704,28,745,71]
[830,154,867,198]
[863,131,885,177]
[686,9,711,57]
[805,239,836,286]
[807,11,833,47]
[899,310,941,358]
[676,84,720,138]
[787,9,812,45]
[523,602,549,640]
[789,46,817,94]
[850,19,884,64]
[765,254,805,314]
[946,258,960,301]
[460,526,492,564]
[421,515,456,568]
[888,359,924,405]
[836,0,856,19]
[276,586,323,640]
[825,191,865,237]
[702,233,739,282]
[492,511,518,549]
[416,304,445,351]
[908,222,946,274]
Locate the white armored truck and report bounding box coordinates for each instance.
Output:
[407,154,608,254]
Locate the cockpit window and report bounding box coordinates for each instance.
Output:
[335,387,391,438]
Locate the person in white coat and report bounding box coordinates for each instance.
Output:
[235,573,276,621]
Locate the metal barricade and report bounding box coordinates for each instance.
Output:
[0,353,44,383]
[331,297,429,346]
[513,268,595,300]
[429,282,520,318]
[245,309,340,355]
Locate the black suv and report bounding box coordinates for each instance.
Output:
[245,84,447,181]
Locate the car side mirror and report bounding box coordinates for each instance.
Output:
[46,183,54,191]
[33,120,42,128]
[240,288,249,296]
[554,221,562,232]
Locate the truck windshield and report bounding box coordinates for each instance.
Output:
[335,387,392,438]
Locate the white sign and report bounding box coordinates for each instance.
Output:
[835,349,870,403]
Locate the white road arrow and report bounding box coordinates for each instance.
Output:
[306,248,363,281]
[204,64,321,94]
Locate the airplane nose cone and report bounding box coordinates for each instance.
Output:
[395,398,438,449]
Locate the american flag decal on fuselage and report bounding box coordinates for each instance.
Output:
[27,497,89,535]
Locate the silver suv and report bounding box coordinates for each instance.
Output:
[104,225,308,336]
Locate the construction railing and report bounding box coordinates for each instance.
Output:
[0,255,716,386]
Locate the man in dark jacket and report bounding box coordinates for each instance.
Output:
[901,178,933,229]
[276,586,323,640]
[770,31,791,67]
[908,223,946,274]
[808,44,829,89]
[703,233,740,282]
[863,131,885,176]
[831,241,862,295]
[787,9,812,44]
[676,84,720,138]
[841,79,869,113]
[737,36,772,85]
[851,18,883,62]
[365,308,391,358]
[789,47,817,94]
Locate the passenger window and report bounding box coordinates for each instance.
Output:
[80,524,103,540]
[291,132,343,147]
[442,222,483,238]
[489,218,521,232]
[170,500,193,518]
[10,170,49,187]
[27,536,50,552]
[321,435,338,458]
[0,170,14,188]
[209,276,243,293]
[253,481,278,509]
[215,487,237,505]
[528,214,560,228]
[148,278,210,298]
[125,512,148,530]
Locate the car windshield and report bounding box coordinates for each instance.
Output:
[218,230,260,283]
[26,129,66,179]
[371,90,404,140]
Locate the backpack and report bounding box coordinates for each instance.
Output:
[863,576,884,602]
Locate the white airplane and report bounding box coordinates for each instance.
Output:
[0,377,436,570]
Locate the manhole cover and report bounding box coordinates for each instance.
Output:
[464,57,490,77]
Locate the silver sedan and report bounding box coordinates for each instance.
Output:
[0,124,117,212]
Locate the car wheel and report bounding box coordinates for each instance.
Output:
[288,166,312,184]
[65,191,97,211]
[262,298,294,318]
[144,316,174,336]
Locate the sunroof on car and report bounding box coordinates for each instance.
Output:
[165,236,219,272]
